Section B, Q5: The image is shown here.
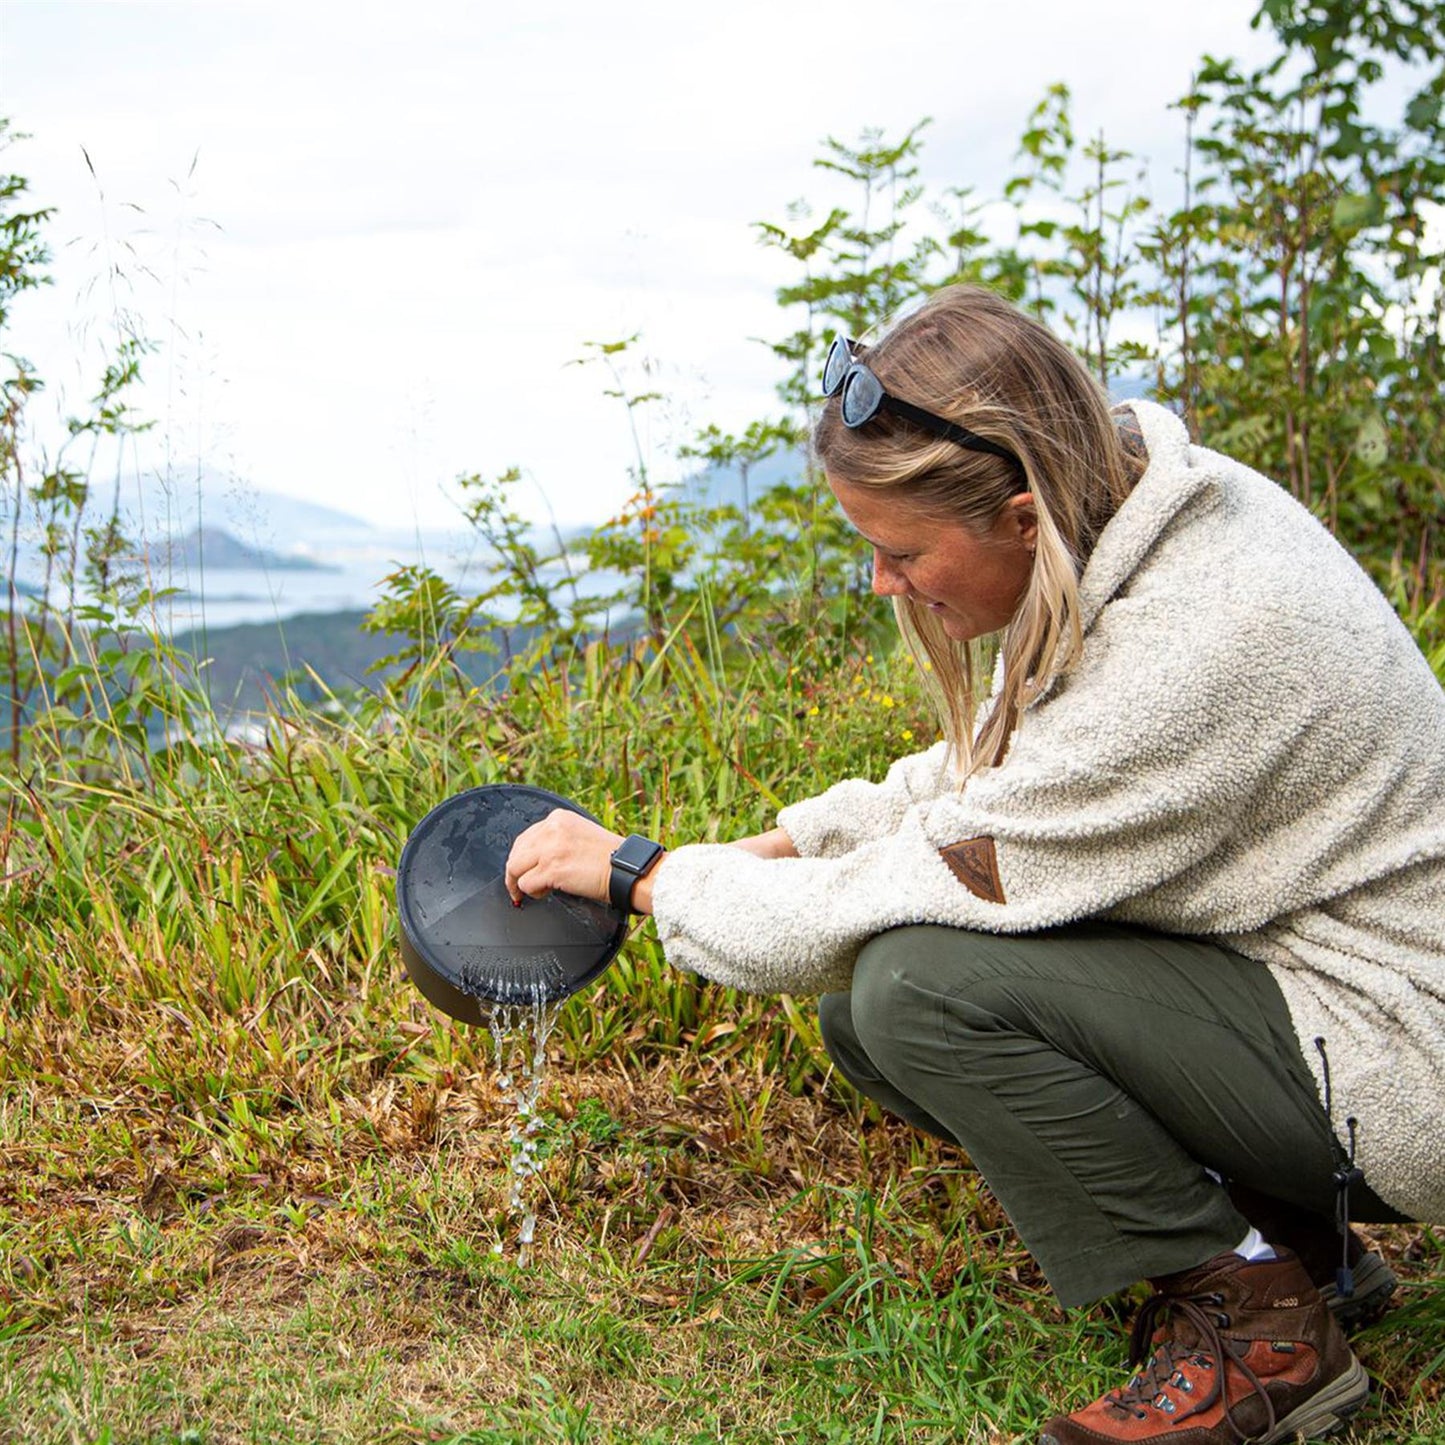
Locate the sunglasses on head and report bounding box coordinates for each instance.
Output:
[821,335,1021,469]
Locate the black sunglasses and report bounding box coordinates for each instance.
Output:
[821,336,1020,468]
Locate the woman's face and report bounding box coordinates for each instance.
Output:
[828,473,1038,642]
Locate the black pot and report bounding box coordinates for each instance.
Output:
[396,784,628,1019]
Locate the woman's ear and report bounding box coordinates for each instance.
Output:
[1003,491,1038,552]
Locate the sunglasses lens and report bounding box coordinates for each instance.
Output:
[822,338,850,396]
[840,368,883,428]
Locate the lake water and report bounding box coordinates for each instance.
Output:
[144,530,493,632]
[15,526,615,636]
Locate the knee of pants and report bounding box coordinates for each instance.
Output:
[847,929,950,1076]
[848,926,1023,1077]
[817,990,855,1063]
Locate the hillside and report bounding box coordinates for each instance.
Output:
[138,525,338,575]
[170,608,558,727]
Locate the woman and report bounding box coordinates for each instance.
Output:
[505,285,1445,1445]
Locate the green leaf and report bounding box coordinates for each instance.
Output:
[1354,413,1389,470]
[1331,192,1385,233]
[1405,91,1443,132]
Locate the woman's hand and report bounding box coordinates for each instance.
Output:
[503,814,788,915]
[504,809,624,907]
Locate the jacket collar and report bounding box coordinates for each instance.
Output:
[1078,400,1209,634]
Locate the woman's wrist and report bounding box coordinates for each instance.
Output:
[730,827,799,860]
[629,852,665,915]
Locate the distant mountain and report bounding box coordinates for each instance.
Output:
[676,448,813,515]
[171,608,538,726]
[7,468,405,604]
[136,526,340,574]
[118,467,379,546]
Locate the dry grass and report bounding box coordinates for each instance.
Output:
[3,995,1442,1443]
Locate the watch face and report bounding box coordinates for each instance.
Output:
[613,834,661,873]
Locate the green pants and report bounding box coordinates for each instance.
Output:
[818,922,1399,1308]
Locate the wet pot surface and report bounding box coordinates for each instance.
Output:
[397,784,628,1019]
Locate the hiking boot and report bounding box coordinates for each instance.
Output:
[1227,1183,1397,1329]
[1318,1246,1397,1330]
[1038,1249,1369,1445]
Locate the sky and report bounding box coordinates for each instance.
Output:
[2,0,1283,535]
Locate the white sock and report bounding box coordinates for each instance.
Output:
[1234,1225,1278,1262]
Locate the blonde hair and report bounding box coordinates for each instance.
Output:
[813,285,1143,777]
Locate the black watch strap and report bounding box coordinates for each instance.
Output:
[608,834,664,913]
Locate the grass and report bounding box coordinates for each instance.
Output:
[1,627,1442,1443]
[3,1054,1441,1443]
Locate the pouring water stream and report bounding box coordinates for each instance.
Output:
[483,996,560,1265]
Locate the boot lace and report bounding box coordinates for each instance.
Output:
[1100,1286,1278,1441]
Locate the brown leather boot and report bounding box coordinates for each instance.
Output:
[1227,1183,1397,1329]
[1318,1247,1397,1329]
[1038,1249,1369,1444]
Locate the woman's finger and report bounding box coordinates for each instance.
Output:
[511,859,553,903]
[503,819,547,903]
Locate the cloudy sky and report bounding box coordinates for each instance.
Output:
[3,0,1280,532]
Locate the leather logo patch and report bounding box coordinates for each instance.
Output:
[939,836,1006,904]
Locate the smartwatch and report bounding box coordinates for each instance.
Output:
[609,833,664,913]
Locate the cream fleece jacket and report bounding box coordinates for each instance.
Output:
[651,400,1445,1222]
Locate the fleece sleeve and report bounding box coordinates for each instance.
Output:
[650,597,1333,995]
[774,741,952,858]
